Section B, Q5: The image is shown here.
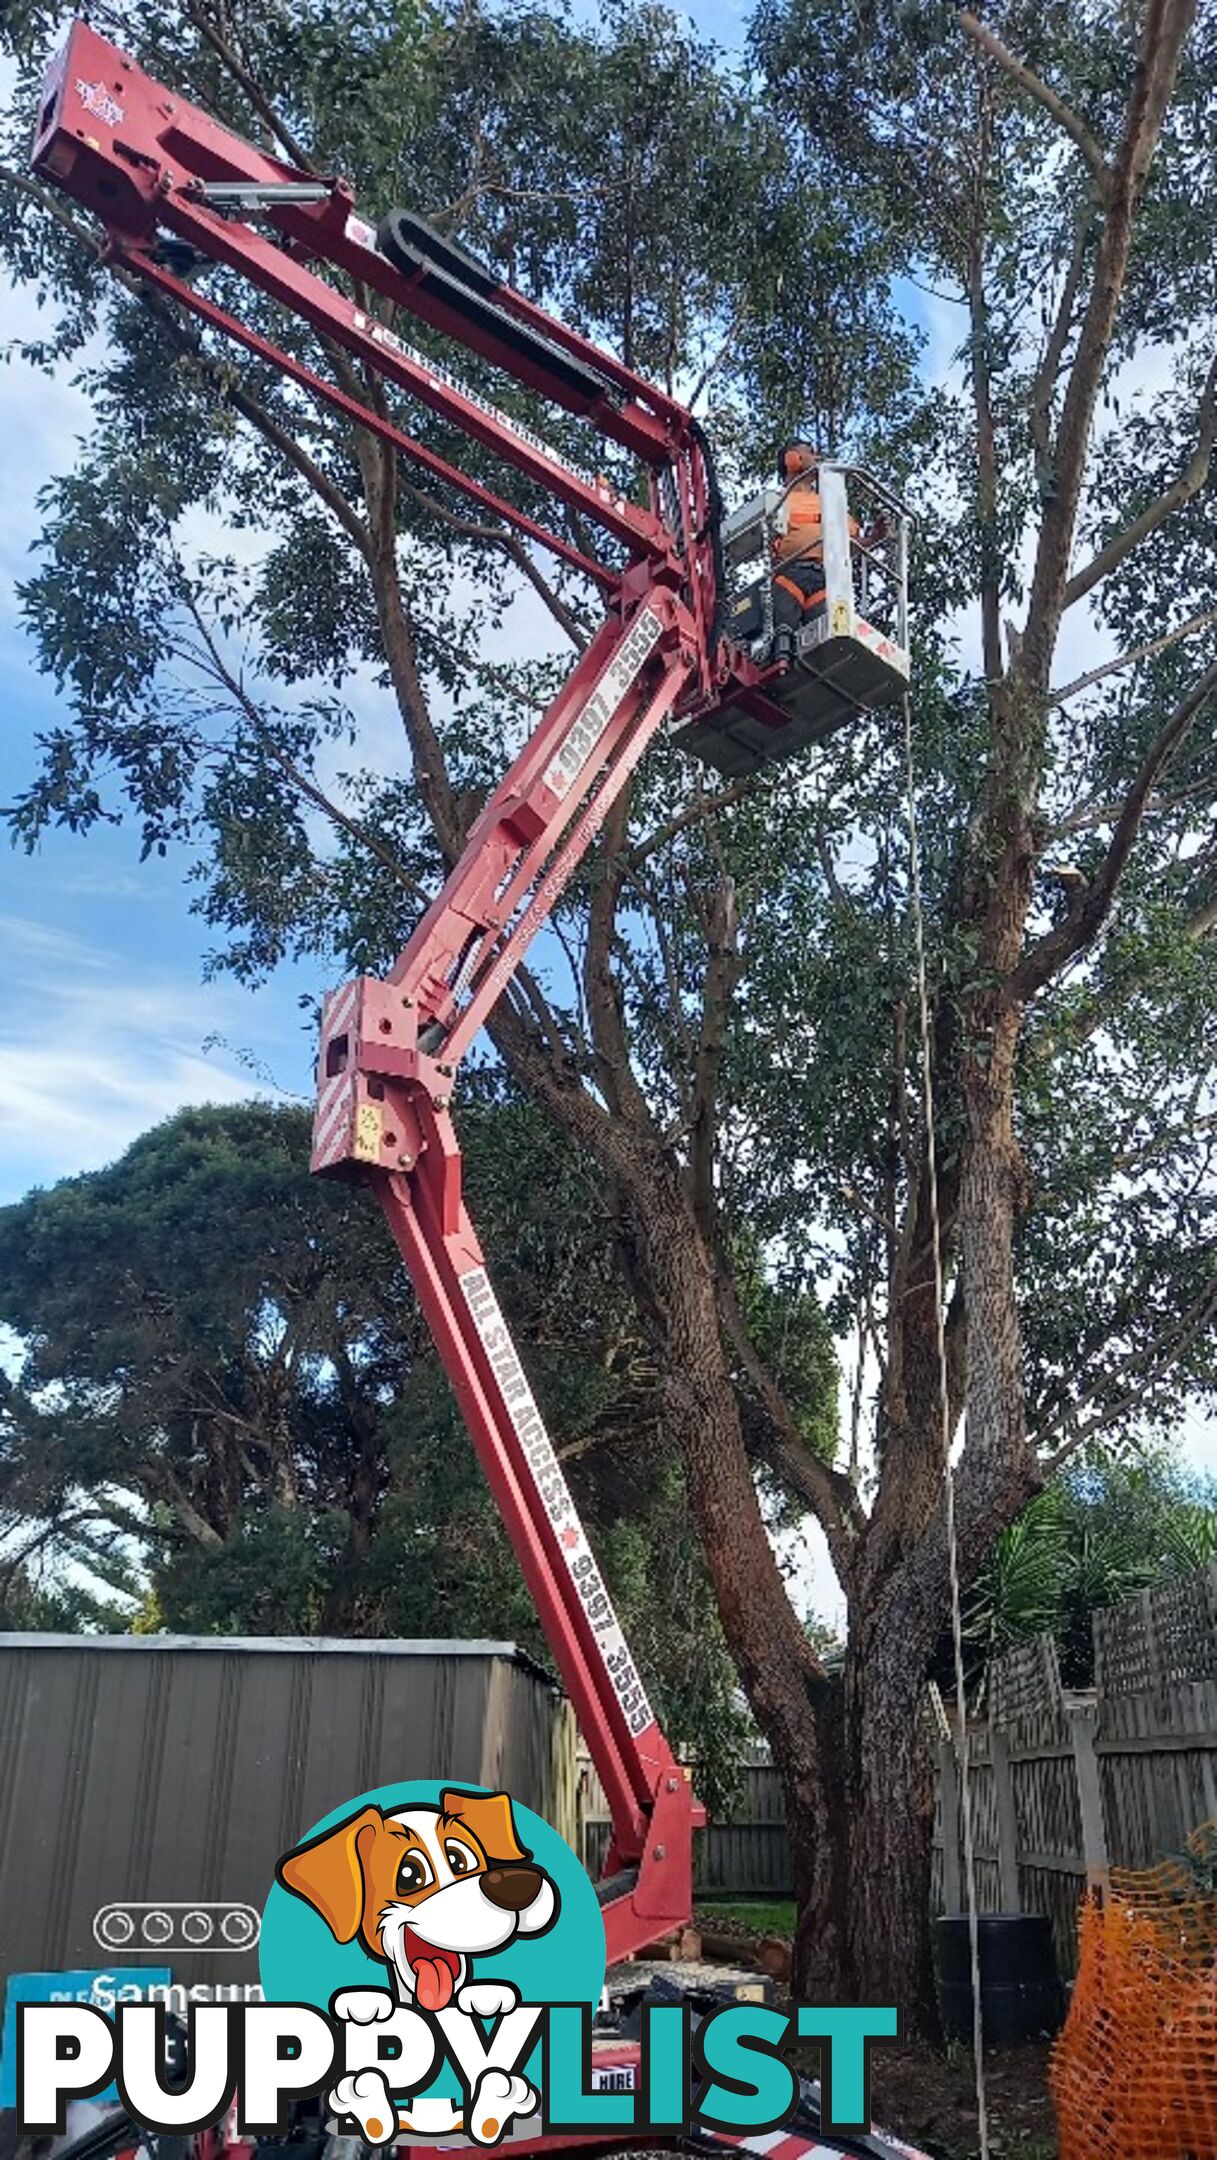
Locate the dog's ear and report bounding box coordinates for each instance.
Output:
[440,1788,528,1863]
[277,1805,383,1941]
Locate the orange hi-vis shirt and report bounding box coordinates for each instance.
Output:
[772,477,859,566]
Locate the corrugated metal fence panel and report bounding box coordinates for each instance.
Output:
[0,1636,573,1994]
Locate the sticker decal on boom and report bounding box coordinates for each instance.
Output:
[75,77,123,126]
[460,1264,654,1738]
[351,307,597,493]
[544,607,664,799]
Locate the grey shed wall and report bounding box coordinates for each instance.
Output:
[0,1635,576,1993]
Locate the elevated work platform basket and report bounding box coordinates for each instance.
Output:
[671,463,912,778]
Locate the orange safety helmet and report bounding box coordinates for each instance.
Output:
[777,439,820,481]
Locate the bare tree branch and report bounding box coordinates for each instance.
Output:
[1017,0,1198,689]
[0,162,104,256]
[627,778,755,871]
[1029,203,1096,491]
[714,1263,864,1580]
[958,11,1111,192]
[964,143,1004,684]
[584,789,653,1127]
[1062,352,1217,610]
[1011,655,1217,1001]
[1038,1272,1217,1469]
[618,861,697,1102]
[1110,1110,1217,1175]
[688,876,743,1240]
[688,301,750,412]
[179,592,432,903]
[403,483,590,648]
[1057,766,1217,837]
[31,209,373,566]
[180,0,316,172]
[352,436,467,861]
[1049,607,1217,707]
[815,823,856,916]
[1030,876,1217,1066]
[505,960,587,1067]
[208,358,373,561]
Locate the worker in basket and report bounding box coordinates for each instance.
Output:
[770,439,853,665]
[770,438,896,666]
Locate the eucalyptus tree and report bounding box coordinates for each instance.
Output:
[745,0,1217,2002]
[2,0,1214,2014]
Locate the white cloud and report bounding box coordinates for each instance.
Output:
[0,909,109,968]
[0,912,302,1196]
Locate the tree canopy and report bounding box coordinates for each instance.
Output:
[2,0,1214,2009]
[0,1091,835,1808]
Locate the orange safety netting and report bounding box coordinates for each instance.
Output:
[1051,1820,1217,2160]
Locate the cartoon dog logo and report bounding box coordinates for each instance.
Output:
[277,1788,559,2146]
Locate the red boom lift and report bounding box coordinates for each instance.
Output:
[31,26,921,2159]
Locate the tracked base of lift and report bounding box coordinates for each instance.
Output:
[673,614,910,780]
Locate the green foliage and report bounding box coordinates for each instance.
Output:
[2,0,1217,1988]
[1,0,1212,1594]
[0,1560,131,1633]
[962,1453,1217,1689]
[0,1091,813,1803]
[1,0,864,1786]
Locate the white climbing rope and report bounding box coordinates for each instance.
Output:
[901,690,991,2160]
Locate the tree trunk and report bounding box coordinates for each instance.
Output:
[845,1580,940,2023]
[789,1682,851,2002]
[614,1146,852,1995]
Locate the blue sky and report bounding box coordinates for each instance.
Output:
[0,44,340,1200]
[0,234,315,1198]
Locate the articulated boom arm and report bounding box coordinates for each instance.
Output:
[310,581,705,1960]
[32,23,711,1954]
[31,21,722,648]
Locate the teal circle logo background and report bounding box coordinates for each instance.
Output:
[260,1780,606,2018]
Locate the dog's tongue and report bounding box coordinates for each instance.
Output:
[414,1957,454,2011]
[404,1931,461,2012]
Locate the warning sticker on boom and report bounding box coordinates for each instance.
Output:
[350,307,596,494]
[460,1264,654,1739]
[543,606,664,800]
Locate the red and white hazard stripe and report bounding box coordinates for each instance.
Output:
[321,978,360,1045]
[310,980,362,1169]
[714,2131,850,2158]
[311,1071,355,1168]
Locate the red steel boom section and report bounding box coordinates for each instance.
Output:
[33,22,712,1959]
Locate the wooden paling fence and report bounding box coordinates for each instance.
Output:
[580,1567,1217,1962]
[580,1756,790,1897]
[933,1565,1217,1975]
